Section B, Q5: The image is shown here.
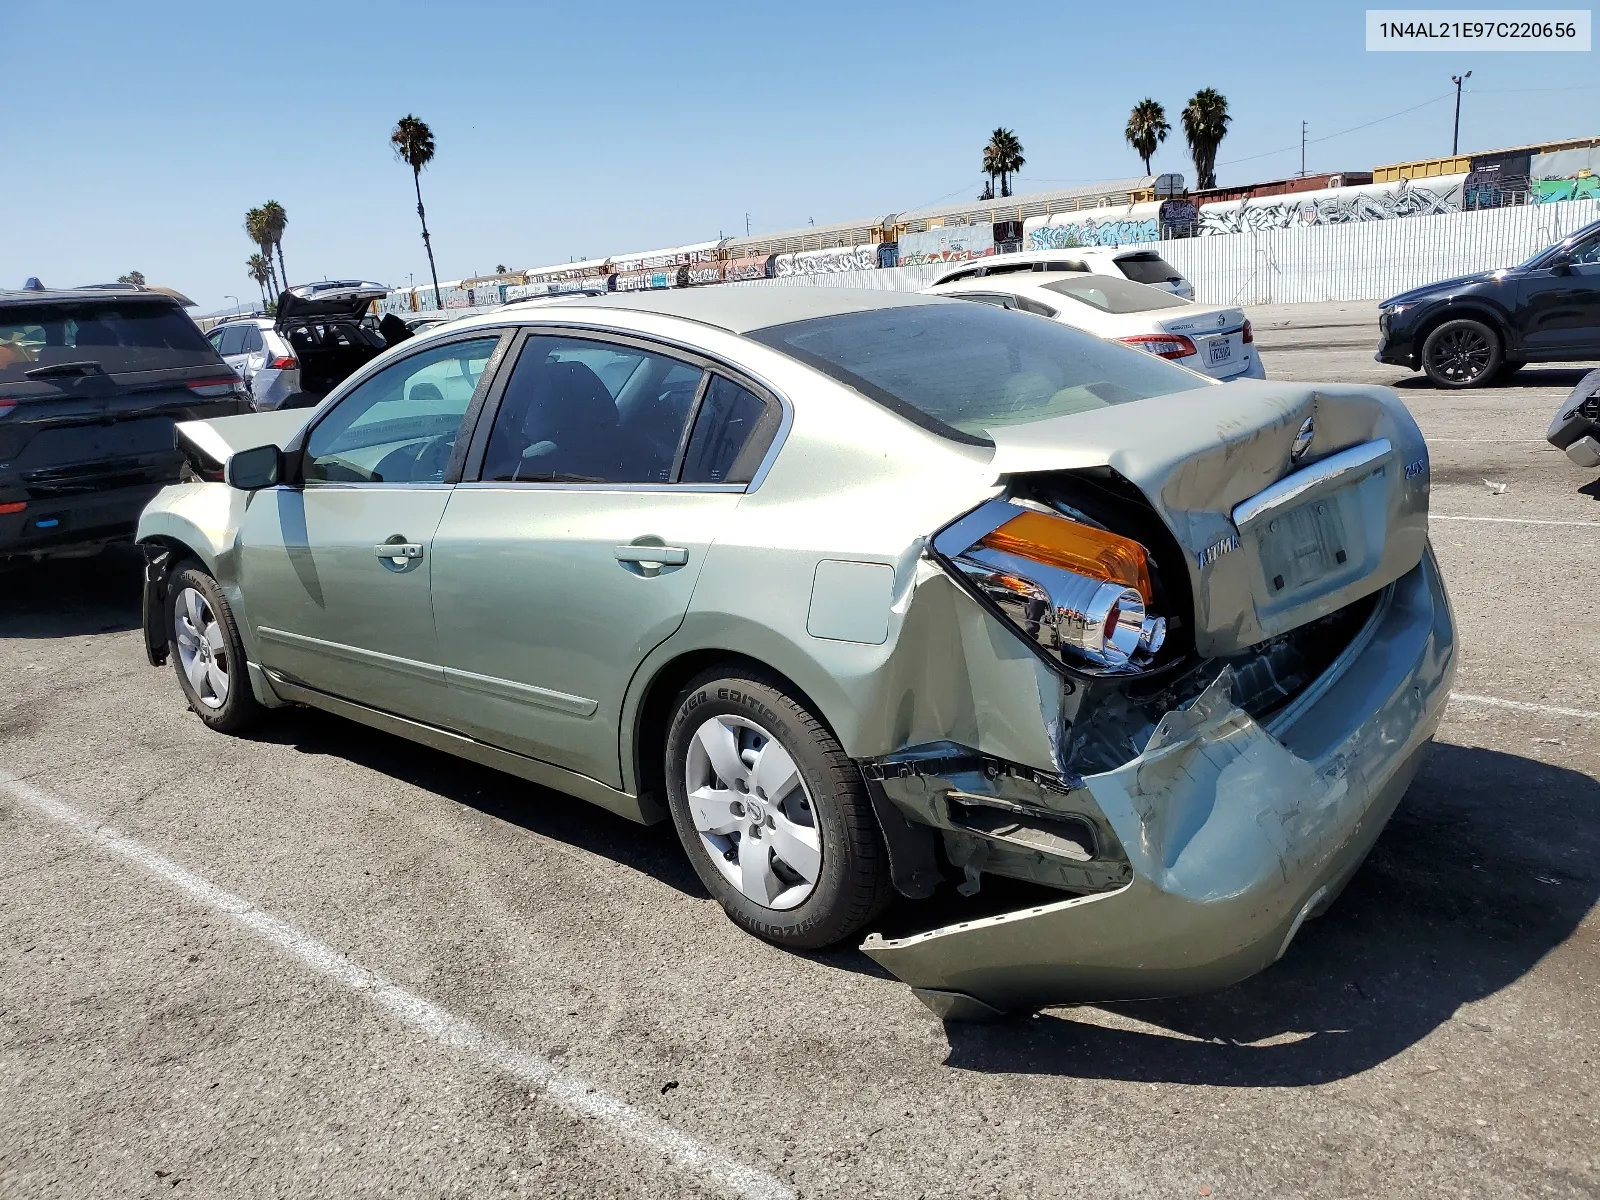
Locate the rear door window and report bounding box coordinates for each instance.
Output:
[240,325,264,354]
[680,375,779,484]
[217,325,247,356]
[480,336,705,484]
[1115,253,1185,287]
[0,300,220,382]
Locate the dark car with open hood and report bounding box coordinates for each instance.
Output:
[0,286,248,561]
[1375,217,1600,388]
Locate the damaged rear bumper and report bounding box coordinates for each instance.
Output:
[861,546,1455,1019]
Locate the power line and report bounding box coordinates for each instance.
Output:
[1468,84,1600,93]
[1216,91,1456,168]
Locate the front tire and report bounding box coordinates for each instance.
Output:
[1421,318,1502,388]
[663,669,891,949]
[167,562,263,733]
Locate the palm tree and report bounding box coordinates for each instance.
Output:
[244,207,279,297]
[1181,89,1231,191]
[116,271,146,286]
[391,114,442,308]
[982,128,1025,198]
[981,139,1003,200]
[261,200,289,290]
[246,254,272,311]
[1125,99,1170,176]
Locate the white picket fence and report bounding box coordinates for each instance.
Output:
[726,198,1600,306]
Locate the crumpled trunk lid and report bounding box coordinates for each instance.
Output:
[982,380,1430,655]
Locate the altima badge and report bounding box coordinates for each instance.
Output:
[1197,533,1240,569]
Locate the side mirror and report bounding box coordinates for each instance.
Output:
[224,444,284,490]
[1550,252,1575,276]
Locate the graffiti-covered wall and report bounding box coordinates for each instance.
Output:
[894,224,994,266]
[1196,175,1467,234]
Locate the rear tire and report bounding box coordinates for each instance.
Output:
[1421,318,1502,389]
[167,562,263,734]
[663,668,892,949]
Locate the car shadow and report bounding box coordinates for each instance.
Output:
[1391,366,1593,391]
[253,705,711,901]
[0,546,144,638]
[1579,478,1600,501]
[939,741,1599,1086]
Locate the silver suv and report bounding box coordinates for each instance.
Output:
[206,317,300,411]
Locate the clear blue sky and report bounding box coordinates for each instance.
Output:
[7,1,1594,312]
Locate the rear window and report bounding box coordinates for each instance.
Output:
[1115,253,1184,287]
[747,300,1203,444]
[1041,275,1189,314]
[0,300,218,383]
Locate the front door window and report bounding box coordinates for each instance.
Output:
[305,337,499,484]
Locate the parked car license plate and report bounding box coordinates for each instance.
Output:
[1208,339,1234,364]
[1255,498,1349,594]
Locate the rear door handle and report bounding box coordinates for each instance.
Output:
[614,545,689,566]
[375,542,424,560]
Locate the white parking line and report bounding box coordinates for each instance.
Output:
[0,772,796,1200]
[1449,692,1600,721]
[1431,515,1600,528]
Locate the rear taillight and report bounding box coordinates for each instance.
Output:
[0,398,16,419]
[1241,319,1254,344]
[935,501,1167,673]
[186,377,244,398]
[0,501,25,515]
[1117,333,1197,360]
[268,355,298,370]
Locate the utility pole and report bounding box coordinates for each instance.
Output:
[1300,121,1307,178]
[745,212,751,237]
[1451,71,1472,155]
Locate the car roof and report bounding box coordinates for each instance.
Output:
[526,286,950,334]
[0,286,179,307]
[930,270,1091,292]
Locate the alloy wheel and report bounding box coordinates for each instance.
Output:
[1428,326,1492,384]
[683,714,822,910]
[173,586,230,709]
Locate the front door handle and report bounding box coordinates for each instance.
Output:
[375,542,424,561]
[614,545,688,566]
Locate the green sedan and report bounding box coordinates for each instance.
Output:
[138,288,1455,1020]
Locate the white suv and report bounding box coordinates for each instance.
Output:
[931,247,1195,300]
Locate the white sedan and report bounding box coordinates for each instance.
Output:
[925,271,1264,382]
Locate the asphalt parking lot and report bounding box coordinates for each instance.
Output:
[2,301,1597,1199]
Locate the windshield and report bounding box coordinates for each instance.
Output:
[0,299,217,383]
[747,301,1204,443]
[1041,275,1190,314]
[1516,221,1600,270]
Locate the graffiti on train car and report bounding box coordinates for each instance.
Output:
[774,246,880,275]
[1196,175,1466,234]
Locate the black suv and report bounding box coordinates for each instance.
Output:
[1376,217,1600,388]
[0,287,248,561]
